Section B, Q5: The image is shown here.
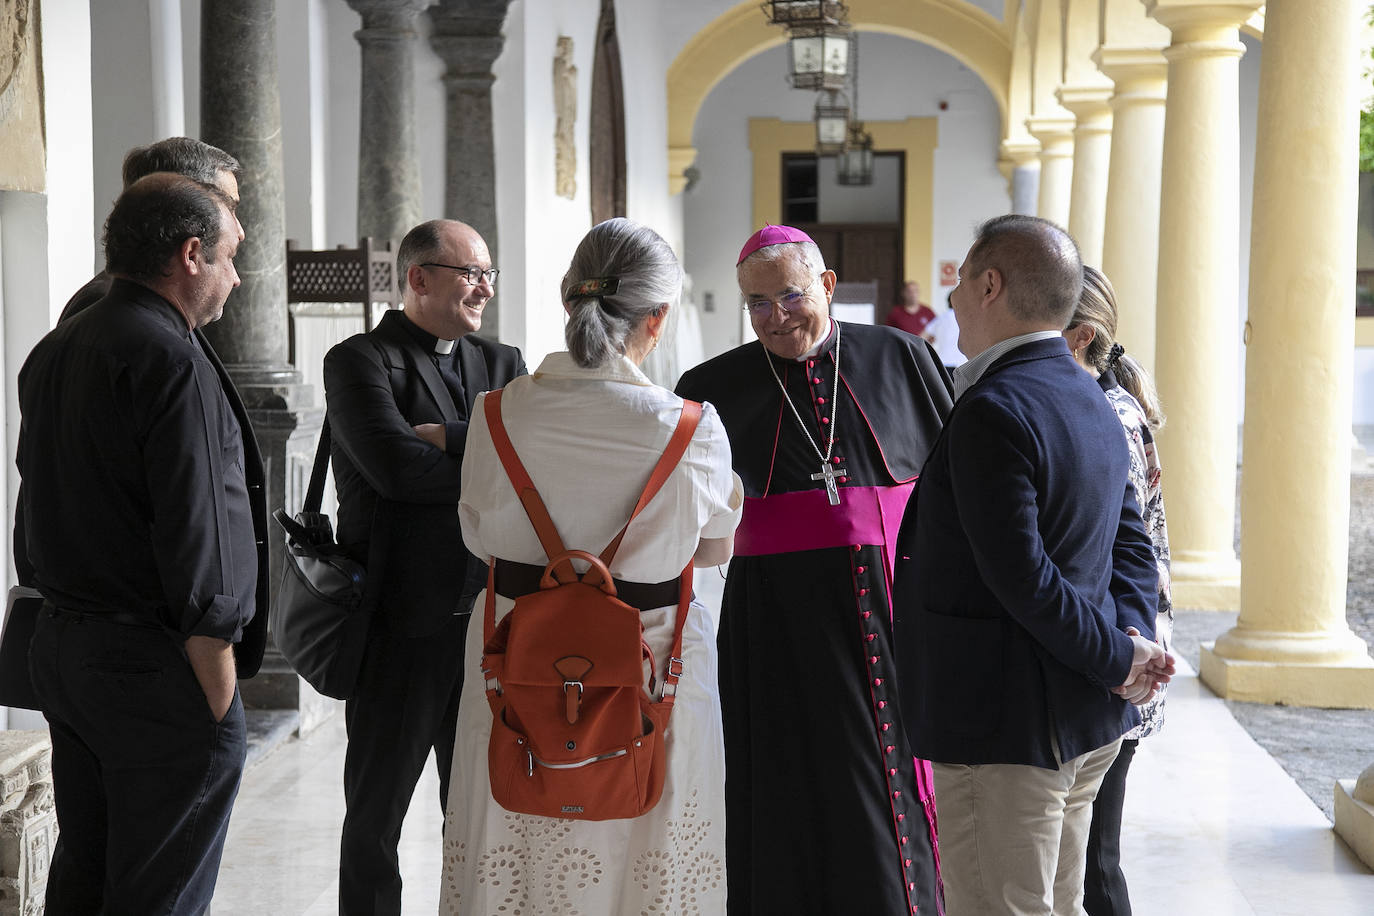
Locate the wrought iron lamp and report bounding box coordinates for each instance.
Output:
[788,23,851,91]
[834,35,872,185]
[761,0,847,27]
[814,89,850,154]
[836,122,874,185]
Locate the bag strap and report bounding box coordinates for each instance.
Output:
[484,390,569,575]
[598,400,702,568]
[303,419,332,513]
[656,562,693,705]
[482,391,703,582]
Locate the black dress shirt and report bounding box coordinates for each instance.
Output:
[16,279,257,642]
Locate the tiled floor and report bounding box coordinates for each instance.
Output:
[212,649,1374,915]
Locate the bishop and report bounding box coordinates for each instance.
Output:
[676,225,955,916]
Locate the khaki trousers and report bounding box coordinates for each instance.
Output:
[933,738,1123,916]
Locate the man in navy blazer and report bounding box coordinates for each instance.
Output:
[325,219,525,915]
[892,215,1172,915]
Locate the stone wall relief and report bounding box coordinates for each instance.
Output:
[554,36,577,200]
[0,0,44,192]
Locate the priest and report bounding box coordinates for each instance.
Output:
[676,225,954,915]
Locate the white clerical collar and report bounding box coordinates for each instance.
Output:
[952,330,1063,398]
[794,319,837,362]
[434,338,455,355]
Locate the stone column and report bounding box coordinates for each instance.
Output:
[1058,86,1113,267]
[202,0,321,711]
[1145,0,1261,609]
[1095,46,1168,374]
[0,732,55,916]
[428,0,512,340]
[998,138,1040,216]
[348,0,427,245]
[1025,115,1074,227]
[1200,0,1374,711]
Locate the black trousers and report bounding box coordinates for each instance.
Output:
[30,608,246,916]
[339,611,468,916]
[1084,737,1139,916]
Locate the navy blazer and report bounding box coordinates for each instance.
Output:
[892,337,1157,768]
[324,310,526,637]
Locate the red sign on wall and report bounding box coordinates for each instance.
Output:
[939,260,958,287]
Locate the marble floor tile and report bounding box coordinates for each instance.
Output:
[213,714,444,914]
[214,660,1372,915]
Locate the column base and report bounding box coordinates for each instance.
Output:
[1335,777,1374,871]
[1199,642,1374,708]
[1169,556,1240,609]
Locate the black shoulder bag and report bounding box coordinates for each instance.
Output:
[271,420,377,699]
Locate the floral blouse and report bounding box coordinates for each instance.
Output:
[1101,372,1172,739]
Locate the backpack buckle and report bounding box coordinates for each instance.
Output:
[563,680,584,724]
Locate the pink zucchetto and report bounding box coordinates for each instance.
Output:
[736,224,817,265]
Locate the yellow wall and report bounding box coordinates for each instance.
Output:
[668,0,1009,192]
[748,117,938,291]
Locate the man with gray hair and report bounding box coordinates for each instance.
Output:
[676,225,954,915]
[60,137,244,321]
[324,219,525,915]
[892,214,1171,915]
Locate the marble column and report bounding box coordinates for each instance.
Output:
[1025,115,1075,228]
[998,138,1040,216]
[0,732,55,916]
[1095,46,1168,374]
[428,0,511,340]
[1200,0,1374,710]
[348,0,426,245]
[1058,86,1113,267]
[1145,0,1261,609]
[202,0,321,710]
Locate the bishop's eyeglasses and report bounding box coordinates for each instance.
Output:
[421,263,500,285]
[741,275,822,315]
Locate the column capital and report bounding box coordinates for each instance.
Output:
[1025,114,1075,154]
[1144,1,1264,39]
[347,0,427,32]
[1057,84,1115,130]
[428,0,511,41]
[1093,44,1168,81]
[430,34,506,78]
[997,138,1040,184]
[998,137,1041,168]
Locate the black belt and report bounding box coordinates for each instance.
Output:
[492,558,681,611]
[45,602,165,631]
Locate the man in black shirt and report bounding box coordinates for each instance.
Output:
[325,219,525,915]
[18,173,254,915]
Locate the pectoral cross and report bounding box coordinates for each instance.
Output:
[811,462,846,506]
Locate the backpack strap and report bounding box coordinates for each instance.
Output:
[599,400,702,570]
[483,392,703,585]
[484,389,571,579]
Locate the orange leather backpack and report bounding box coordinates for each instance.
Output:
[479,389,702,820]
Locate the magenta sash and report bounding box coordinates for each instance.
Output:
[734,482,915,584]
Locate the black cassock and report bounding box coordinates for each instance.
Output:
[678,321,954,915]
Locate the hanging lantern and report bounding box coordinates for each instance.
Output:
[836,123,874,186]
[761,0,848,28]
[788,24,851,91]
[814,89,850,155]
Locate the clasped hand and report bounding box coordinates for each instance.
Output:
[1114,627,1175,705]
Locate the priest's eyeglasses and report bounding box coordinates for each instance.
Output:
[742,275,821,315]
[422,263,500,285]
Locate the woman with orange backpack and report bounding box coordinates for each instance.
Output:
[439,218,743,914]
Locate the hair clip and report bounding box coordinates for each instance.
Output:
[1107,342,1125,368]
[567,276,619,299]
